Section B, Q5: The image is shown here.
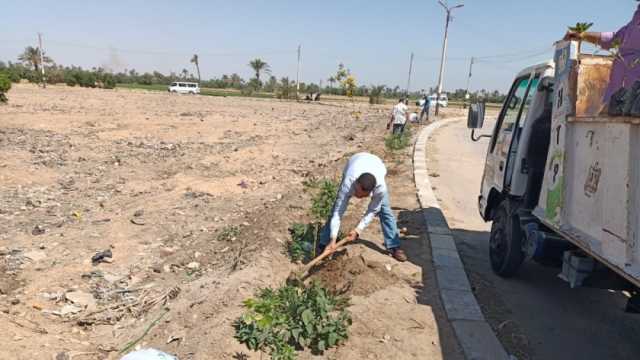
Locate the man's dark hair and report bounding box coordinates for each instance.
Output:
[398,98,405,103]
[356,173,377,192]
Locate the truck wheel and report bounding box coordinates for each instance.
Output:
[489,200,524,277]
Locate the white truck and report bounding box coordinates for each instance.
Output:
[468,41,640,310]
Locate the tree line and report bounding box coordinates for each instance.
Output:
[1,46,506,104]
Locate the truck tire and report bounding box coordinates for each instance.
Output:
[489,199,524,277]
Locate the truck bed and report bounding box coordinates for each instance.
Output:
[534,42,640,287]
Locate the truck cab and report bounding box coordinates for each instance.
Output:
[470,61,561,276]
[468,42,640,308]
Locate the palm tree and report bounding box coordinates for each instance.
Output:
[190,54,201,83]
[181,68,189,80]
[248,58,270,81]
[18,46,51,72]
[327,76,336,88]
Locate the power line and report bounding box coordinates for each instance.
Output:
[44,38,297,57]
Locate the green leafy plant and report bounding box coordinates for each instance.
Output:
[309,179,338,221]
[385,125,412,151]
[235,283,351,359]
[568,22,593,54]
[288,223,320,262]
[0,72,11,103]
[217,225,241,242]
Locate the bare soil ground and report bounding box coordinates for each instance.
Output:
[0,84,464,360]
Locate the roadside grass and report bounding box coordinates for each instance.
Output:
[385,125,413,151]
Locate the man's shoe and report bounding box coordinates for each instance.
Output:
[389,248,408,262]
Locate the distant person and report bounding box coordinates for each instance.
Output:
[564,3,640,115]
[419,95,431,122]
[387,98,408,135]
[317,152,407,262]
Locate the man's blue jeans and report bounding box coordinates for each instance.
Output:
[319,192,401,250]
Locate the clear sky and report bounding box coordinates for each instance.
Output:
[1,0,634,92]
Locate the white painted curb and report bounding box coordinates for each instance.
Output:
[413,119,510,360]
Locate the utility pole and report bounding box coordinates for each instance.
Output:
[464,57,474,108]
[38,32,46,88]
[295,44,301,100]
[435,1,463,116]
[406,52,414,97]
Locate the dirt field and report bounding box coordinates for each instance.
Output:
[0,84,464,360]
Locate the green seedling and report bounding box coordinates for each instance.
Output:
[385,125,412,151]
[568,22,593,34]
[288,223,319,263]
[217,225,241,242]
[310,179,338,221]
[235,282,351,359]
[568,22,593,54]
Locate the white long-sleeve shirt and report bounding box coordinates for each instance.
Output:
[329,152,387,240]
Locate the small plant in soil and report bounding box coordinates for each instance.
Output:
[385,125,412,151]
[309,179,338,221]
[217,225,241,242]
[0,72,11,104]
[235,282,351,359]
[288,223,320,263]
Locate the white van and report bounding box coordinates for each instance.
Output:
[168,82,200,94]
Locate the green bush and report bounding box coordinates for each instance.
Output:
[64,71,78,86]
[384,125,412,151]
[308,179,338,221]
[235,283,351,359]
[102,73,116,89]
[0,72,11,103]
[288,223,320,262]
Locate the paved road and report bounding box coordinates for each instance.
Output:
[427,119,640,360]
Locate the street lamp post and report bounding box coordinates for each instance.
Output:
[435,1,463,117]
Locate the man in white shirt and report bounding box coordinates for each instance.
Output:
[387,98,409,135]
[318,152,407,262]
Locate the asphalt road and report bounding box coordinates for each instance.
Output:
[427,119,640,360]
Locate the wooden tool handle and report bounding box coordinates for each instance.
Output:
[301,237,352,272]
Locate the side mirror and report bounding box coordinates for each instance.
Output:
[467,102,486,129]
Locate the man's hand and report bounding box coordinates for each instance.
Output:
[323,238,338,255]
[564,30,582,41]
[346,229,359,242]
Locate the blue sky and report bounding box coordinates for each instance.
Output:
[1,0,634,92]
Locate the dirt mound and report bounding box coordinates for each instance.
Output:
[310,251,399,296]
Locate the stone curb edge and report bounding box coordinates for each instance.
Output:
[413,119,510,360]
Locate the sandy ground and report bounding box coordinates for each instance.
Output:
[427,118,640,360]
[0,84,464,360]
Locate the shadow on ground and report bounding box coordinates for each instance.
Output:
[395,206,465,360]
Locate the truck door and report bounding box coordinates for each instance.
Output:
[483,75,533,196]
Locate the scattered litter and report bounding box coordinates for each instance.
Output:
[237,180,249,189]
[186,262,200,270]
[130,218,146,226]
[65,291,97,309]
[92,249,113,265]
[91,218,111,225]
[166,335,181,344]
[32,225,46,236]
[133,209,144,217]
[120,348,177,360]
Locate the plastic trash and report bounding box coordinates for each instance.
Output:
[120,348,177,360]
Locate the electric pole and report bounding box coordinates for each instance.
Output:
[406,52,414,97]
[435,1,463,116]
[464,57,474,108]
[296,44,301,100]
[38,32,46,88]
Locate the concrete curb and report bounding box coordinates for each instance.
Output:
[413,119,510,360]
